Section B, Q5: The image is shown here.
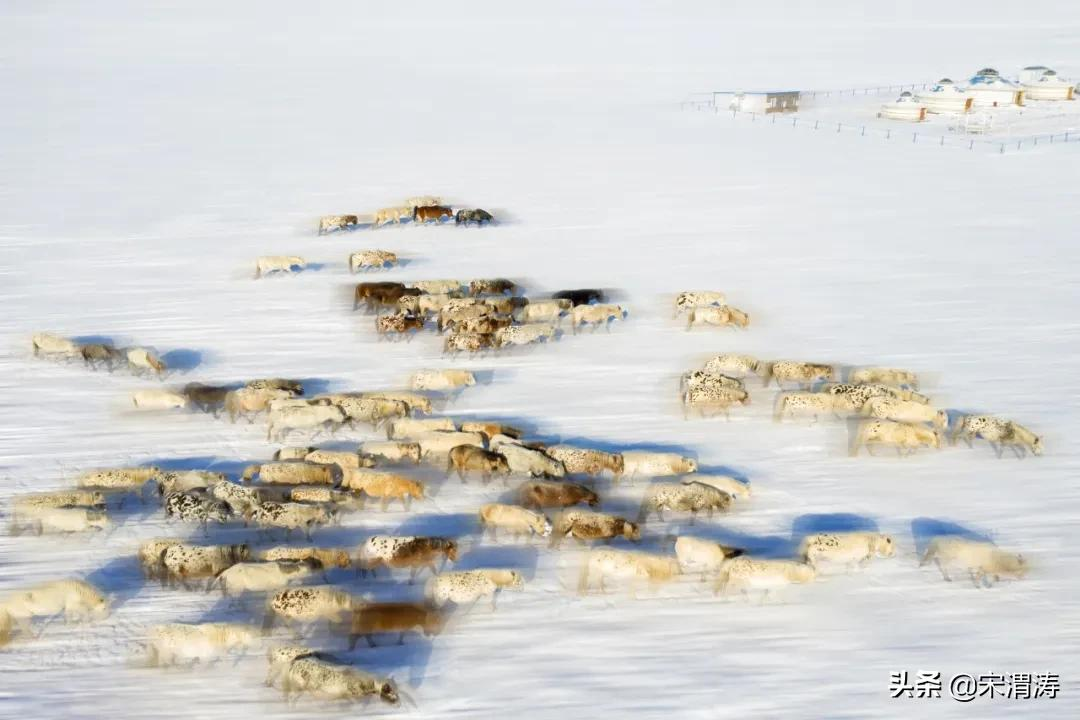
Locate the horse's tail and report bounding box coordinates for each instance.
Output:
[0,609,11,647]
[948,415,967,445]
[849,421,867,457]
[919,540,939,567]
[772,394,788,423]
[713,561,733,595]
[576,553,592,595]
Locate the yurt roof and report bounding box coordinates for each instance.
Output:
[927,81,965,94]
[1033,71,1070,85]
[895,91,919,103]
[969,71,1018,88]
[1023,65,1049,71]
[975,67,1000,77]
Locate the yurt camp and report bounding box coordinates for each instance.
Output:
[878,91,927,121]
[1023,69,1075,100]
[914,79,972,113]
[966,68,1024,107]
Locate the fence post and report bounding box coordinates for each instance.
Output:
[814,120,819,129]
[1017,140,1021,150]
[1000,143,1005,154]
[886,129,891,139]
[772,114,776,124]
[940,136,945,146]
[793,117,797,128]
[837,122,841,133]
[1034,137,1038,146]
[969,140,974,150]
[912,132,917,144]
[861,126,865,136]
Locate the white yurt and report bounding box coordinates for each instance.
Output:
[966,68,1024,107]
[914,79,972,113]
[1019,65,1051,84]
[1023,69,1075,101]
[878,91,927,121]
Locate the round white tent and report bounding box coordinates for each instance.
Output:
[1023,69,1075,101]
[914,79,972,114]
[966,68,1024,107]
[1019,65,1051,84]
[878,91,927,121]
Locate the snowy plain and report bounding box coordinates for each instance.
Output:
[1,1,1079,718]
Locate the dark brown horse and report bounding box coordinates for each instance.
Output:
[353,282,421,311]
[413,205,454,223]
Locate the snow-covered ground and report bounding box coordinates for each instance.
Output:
[1,2,1079,718]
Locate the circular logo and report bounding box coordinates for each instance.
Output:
[949,673,978,703]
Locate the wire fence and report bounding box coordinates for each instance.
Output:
[801,83,930,100]
[685,83,932,109]
[681,101,1080,154]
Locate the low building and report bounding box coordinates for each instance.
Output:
[716,90,800,114]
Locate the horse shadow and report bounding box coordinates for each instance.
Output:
[196,594,263,626]
[404,467,452,500]
[791,513,879,538]
[596,494,642,520]
[160,349,204,373]
[910,518,993,558]
[468,369,498,387]
[454,544,540,580]
[297,377,334,396]
[391,512,479,541]
[197,519,266,547]
[71,334,120,347]
[294,523,366,548]
[666,522,799,559]
[695,464,753,484]
[104,493,161,523]
[85,555,147,612]
[339,636,436,689]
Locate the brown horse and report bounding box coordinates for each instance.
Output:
[353,282,421,311]
[413,205,454,223]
